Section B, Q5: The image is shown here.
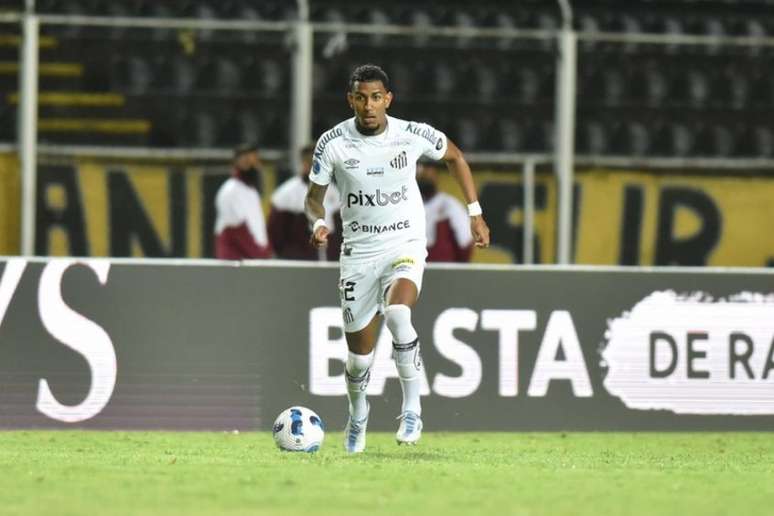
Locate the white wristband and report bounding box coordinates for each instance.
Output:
[467,201,482,217]
[312,218,327,233]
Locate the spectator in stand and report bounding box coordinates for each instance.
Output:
[417,160,474,262]
[214,143,273,260]
[268,144,342,260]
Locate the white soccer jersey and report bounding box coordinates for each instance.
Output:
[310,115,448,258]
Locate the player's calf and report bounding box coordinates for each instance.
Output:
[385,304,424,444]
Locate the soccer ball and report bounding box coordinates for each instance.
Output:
[272,406,325,452]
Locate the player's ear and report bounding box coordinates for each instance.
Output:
[385,91,393,109]
[346,92,354,110]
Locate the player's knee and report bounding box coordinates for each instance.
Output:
[384,304,417,345]
[346,350,374,377]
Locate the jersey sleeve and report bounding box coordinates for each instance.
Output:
[309,134,336,186]
[410,121,448,161]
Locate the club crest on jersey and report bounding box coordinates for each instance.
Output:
[390,151,408,170]
[344,158,360,169]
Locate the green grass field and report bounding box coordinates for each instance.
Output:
[1,431,772,516]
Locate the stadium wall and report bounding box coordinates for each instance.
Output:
[0,258,772,431]
[2,153,774,266]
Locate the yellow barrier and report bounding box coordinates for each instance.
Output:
[3,153,773,266]
[0,154,20,255]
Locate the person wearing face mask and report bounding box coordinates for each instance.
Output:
[417,160,474,263]
[267,144,342,260]
[213,143,273,260]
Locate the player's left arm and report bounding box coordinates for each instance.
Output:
[442,139,490,248]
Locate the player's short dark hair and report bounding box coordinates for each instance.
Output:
[348,64,390,92]
[233,142,259,160]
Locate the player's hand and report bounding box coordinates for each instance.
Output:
[471,216,490,248]
[310,225,329,248]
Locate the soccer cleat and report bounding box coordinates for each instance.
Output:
[395,411,422,445]
[343,406,369,453]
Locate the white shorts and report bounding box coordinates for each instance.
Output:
[338,240,428,333]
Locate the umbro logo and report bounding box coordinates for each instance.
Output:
[344,158,360,169]
[390,151,408,170]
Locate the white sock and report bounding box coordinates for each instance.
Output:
[345,350,374,421]
[384,304,422,416]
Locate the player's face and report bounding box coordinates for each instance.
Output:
[235,150,262,172]
[347,80,392,134]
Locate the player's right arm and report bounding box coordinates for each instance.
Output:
[305,127,340,249]
[305,182,329,248]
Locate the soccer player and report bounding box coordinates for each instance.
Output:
[304,64,490,453]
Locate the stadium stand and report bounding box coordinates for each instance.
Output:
[0,0,773,155]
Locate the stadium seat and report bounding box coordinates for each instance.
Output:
[686,69,711,107]
[577,14,601,52]
[121,55,152,95]
[602,67,626,106]
[213,57,242,93]
[172,57,196,95]
[193,110,217,147]
[671,123,695,156]
[754,126,774,156]
[497,119,523,152]
[365,9,391,46]
[388,62,414,98]
[455,117,479,150]
[433,62,456,99]
[408,10,433,47]
[148,4,174,42]
[586,120,609,155]
[238,111,262,145]
[487,11,516,51]
[711,124,735,156]
[512,67,540,104]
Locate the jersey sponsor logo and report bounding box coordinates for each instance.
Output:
[366,167,384,176]
[392,256,416,273]
[346,186,408,208]
[405,122,441,148]
[314,127,344,159]
[344,159,360,169]
[391,257,416,269]
[390,151,408,170]
[348,219,411,234]
[312,159,321,174]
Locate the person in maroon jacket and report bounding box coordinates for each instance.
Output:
[214,143,273,260]
[267,144,342,260]
[417,160,474,262]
